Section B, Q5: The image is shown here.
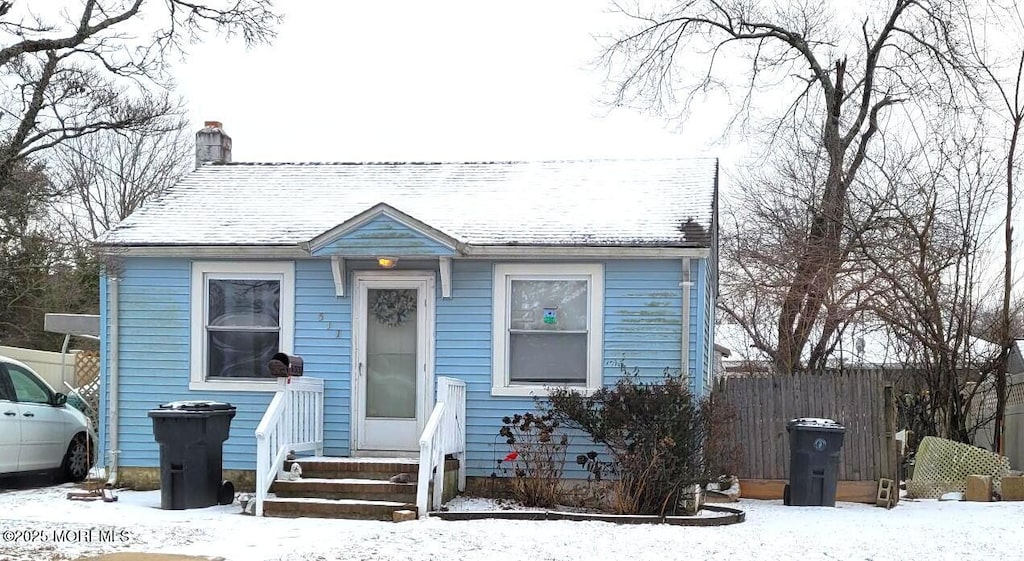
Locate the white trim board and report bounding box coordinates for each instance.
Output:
[491,262,604,397]
[188,260,295,392]
[100,245,710,259]
[305,203,459,256]
[350,271,436,452]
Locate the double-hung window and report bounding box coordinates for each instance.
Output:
[190,262,294,391]
[492,263,603,396]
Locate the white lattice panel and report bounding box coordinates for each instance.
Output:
[1007,380,1024,408]
[907,436,1010,499]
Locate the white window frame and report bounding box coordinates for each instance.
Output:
[491,263,603,397]
[189,261,295,392]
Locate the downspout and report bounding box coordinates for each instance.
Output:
[681,258,693,390]
[105,275,121,487]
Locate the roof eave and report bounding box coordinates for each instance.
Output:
[94,244,311,259]
[455,244,710,259]
[96,243,711,259]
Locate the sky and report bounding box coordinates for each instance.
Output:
[158,1,1023,289]
[169,2,743,164]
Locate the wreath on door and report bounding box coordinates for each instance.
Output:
[371,289,417,327]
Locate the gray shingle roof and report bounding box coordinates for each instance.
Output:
[97,159,718,248]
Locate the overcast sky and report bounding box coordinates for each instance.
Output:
[170,2,743,165]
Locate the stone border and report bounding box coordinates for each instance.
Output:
[430,504,745,527]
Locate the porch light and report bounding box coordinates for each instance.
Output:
[377,257,399,269]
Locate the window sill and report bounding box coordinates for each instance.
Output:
[490,385,600,398]
[189,379,280,392]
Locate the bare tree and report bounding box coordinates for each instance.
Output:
[856,123,1002,444]
[961,0,1024,452]
[0,1,277,348]
[719,121,886,370]
[603,0,971,371]
[0,1,278,191]
[48,111,192,246]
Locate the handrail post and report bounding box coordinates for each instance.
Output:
[316,382,325,455]
[458,383,467,492]
[417,404,443,518]
[432,438,444,510]
[256,437,267,516]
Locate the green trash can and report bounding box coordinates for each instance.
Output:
[148,401,236,509]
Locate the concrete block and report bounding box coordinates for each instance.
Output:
[965,475,992,502]
[393,509,417,522]
[1000,475,1024,501]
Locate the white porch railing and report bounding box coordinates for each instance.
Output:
[417,376,467,518]
[254,377,325,516]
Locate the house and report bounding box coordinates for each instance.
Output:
[999,340,1024,469]
[716,321,999,377]
[715,322,915,374]
[95,122,720,516]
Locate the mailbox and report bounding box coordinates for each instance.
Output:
[268,353,303,377]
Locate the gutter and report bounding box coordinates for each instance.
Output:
[106,276,121,487]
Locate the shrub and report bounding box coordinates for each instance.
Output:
[702,389,743,481]
[495,412,569,508]
[546,364,710,516]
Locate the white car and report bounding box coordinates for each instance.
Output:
[0,355,95,481]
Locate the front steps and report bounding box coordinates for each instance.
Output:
[264,457,420,520]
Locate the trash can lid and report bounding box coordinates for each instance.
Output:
[156,400,234,411]
[787,417,845,430]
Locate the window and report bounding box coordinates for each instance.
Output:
[492,263,603,396]
[5,364,52,404]
[190,262,294,391]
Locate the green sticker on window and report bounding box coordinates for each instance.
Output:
[543,308,557,325]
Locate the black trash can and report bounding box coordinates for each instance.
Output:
[148,400,236,510]
[784,418,846,507]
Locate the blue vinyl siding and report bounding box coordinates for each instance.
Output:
[436,261,497,476]
[294,259,351,456]
[113,258,275,471]
[446,259,692,478]
[311,214,455,257]
[102,255,713,477]
[698,258,716,395]
[603,260,684,380]
[106,258,352,471]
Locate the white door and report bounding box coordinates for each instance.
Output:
[5,363,67,471]
[353,273,434,453]
[0,374,21,474]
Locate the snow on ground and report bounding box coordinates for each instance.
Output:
[1,482,1023,561]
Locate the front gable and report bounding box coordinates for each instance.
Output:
[307,203,458,258]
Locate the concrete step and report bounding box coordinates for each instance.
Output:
[286,457,420,480]
[271,477,417,502]
[264,456,458,520]
[262,497,416,520]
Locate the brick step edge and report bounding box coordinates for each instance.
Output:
[262,497,416,521]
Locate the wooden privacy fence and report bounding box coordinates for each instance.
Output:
[714,370,897,483]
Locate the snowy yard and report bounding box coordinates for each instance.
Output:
[1,483,1022,561]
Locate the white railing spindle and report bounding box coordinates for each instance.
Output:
[254,377,324,517]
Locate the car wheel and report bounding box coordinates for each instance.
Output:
[62,433,91,482]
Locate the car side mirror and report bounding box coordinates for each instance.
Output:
[53,393,67,407]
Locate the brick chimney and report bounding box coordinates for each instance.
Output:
[195,120,232,168]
